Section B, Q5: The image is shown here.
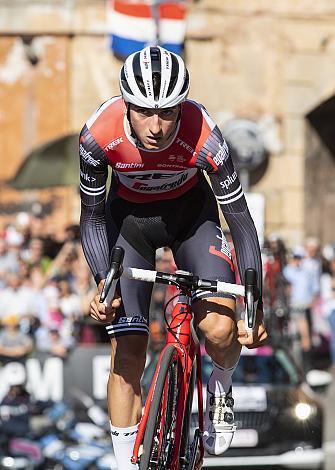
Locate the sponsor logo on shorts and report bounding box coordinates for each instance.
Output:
[208,226,234,271]
[118,316,148,324]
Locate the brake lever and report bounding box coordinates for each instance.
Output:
[244,268,259,333]
[99,246,125,304]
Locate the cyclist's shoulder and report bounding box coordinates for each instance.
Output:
[82,96,124,134]
[182,99,218,133]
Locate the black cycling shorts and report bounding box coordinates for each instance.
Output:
[104,175,236,338]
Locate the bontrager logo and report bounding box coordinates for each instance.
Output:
[157,163,187,169]
[213,142,228,166]
[115,162,144,169]
[220,171,237,190]
[80,144,100,167]
[104,137,123,151]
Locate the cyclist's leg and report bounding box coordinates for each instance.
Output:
[105,236,154,469]
[172,183,239,455]
[105,195,156,469]
[171,183,240,371]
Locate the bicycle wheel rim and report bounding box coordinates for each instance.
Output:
[139,345,181,470]
[179,360,196,465]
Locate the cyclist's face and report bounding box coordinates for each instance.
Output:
[129,105,180,149]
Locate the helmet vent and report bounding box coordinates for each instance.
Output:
[132,53,146,97]
[166,54,179,97]
[120,68,133,95]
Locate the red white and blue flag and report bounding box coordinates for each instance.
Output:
[108,0,189,59]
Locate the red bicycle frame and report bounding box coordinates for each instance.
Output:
[131,294,204,469]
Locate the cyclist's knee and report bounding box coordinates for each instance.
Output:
[195,298,237,350]
[202,317,236,349]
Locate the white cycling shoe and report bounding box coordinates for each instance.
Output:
[203,386,237,455]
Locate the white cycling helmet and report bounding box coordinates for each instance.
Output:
[119,46,190,109]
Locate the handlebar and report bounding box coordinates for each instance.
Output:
[99,246,259,331]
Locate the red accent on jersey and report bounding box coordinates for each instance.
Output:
[86,98,213,203]
[208,245,234,271]
[205,152,218,172]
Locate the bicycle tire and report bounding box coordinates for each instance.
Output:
[139,344,181,470]
[179,361,196,468]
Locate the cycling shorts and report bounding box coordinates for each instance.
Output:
[105,175,236,338]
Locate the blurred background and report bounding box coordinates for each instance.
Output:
[0,1,335,469]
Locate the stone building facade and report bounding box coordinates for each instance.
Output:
[0,0,334,245]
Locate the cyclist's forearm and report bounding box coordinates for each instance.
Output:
[208,170,263,300]
[80,202,110,285]
[79,125,110,284]
[223,207,263,299]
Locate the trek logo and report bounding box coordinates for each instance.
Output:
[145,79,152,97]
[80,170,96,183]
[176,138,197,156]
[220,171,237,190]
[126,173,178,181]
[104,137,123,151]
[213,142,228,166]
[80,144,100,167]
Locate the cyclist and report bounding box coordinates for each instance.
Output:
[79,46,267,469]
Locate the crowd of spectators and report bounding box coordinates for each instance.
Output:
[1,211,335,376]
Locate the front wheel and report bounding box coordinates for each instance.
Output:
[139,345,181,470]
[179,361,203,470]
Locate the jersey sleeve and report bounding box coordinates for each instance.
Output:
[79,124,110,285]
[196,125,263,302]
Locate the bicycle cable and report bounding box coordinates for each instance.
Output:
[163,289,191,374]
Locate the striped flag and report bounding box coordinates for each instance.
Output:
[108,0,189,59]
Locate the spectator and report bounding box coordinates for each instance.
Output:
[0,314,33,364]
[35,322,73,359]
[0,363,31,437]
[0,238,19,283]
[0,274,29,321]
[283,246,316,371]
[320,258,335,373]
[58,279,82,320]
[21,237,52,274]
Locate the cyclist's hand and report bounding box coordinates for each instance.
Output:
[90,280,122,323]
[237,309,268,349]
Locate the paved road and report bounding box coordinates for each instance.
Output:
[323,373,335,470]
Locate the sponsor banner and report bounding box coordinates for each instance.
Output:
[108,0,189,59]
[0,347,111,403]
